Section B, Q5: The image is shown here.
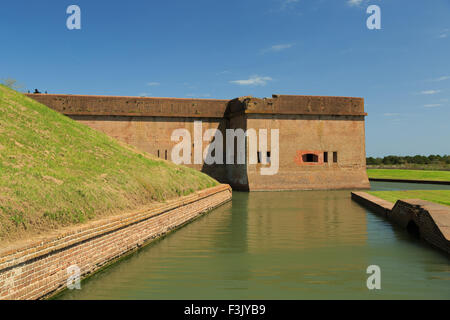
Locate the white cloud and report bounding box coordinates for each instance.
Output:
[438,29,449,39]
[262,43,293,53]
[147,82,160,86]
[424,104,442,108]
[347,0,364,7]
[230,75,273,86]
[340,48,354,55]
[280,0,299,10]
[183,82,197,89]
[420,90,441,95]
[139,93,151,97]
[429,76,450,82]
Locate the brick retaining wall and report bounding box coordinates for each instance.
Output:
[351,192,394,217]
[390,200,450,254]
[0,184,232,300]
[351,192,450,255]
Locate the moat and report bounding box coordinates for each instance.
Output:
[56,182,450,300]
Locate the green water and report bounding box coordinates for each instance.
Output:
[57,182,450,300]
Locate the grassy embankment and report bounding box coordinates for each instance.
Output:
[367,169,450,182]
[0,85,218,242]
[368,190,450,207]
[367,164,450,170]
[368,169,450,207]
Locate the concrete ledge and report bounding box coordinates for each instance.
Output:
[351,192,394,217]
[369,178,450,185]
[351,192,450,255]
[0,184,232,300]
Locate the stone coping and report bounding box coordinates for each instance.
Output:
[351,191,394,217]
[26,93,367,118]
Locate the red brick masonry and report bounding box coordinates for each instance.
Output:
[0,184,232,300]
[25,93,370,191]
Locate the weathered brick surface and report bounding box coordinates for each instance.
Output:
[229,95,366,116]
[69,115,229,183]
[390,200,450,254]
[26,94,365,118]
[246,114,370,191]
[25,94,230,118]
[0,185,232,300]
[26,93,370,191]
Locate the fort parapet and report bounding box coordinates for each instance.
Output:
[26,93,370,191]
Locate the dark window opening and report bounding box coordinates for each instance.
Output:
[157,150,160,158]
[324,152,328,163]
[407,221,420,238]
[165,150,168,160]
[257,151,271,164]
[333,152,338,163]
[302,153,319,163]
[234,137,238,164]
[211,137,217,160]
[223,145,226,164]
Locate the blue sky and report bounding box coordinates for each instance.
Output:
[1,0,449,157]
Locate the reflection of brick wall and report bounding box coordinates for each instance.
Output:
[0,185,232,300]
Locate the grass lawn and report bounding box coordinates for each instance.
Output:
[367,169,450,182]
[368,190,450,207]
[0,85,218,242]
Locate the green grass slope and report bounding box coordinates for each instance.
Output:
[368,190,450,207]
[367,169,450,182]
[0,85,218,242]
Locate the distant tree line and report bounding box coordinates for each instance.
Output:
[367,155,450,165]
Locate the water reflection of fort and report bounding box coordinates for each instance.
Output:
[57,190,450,299]
[244,191,368,252]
